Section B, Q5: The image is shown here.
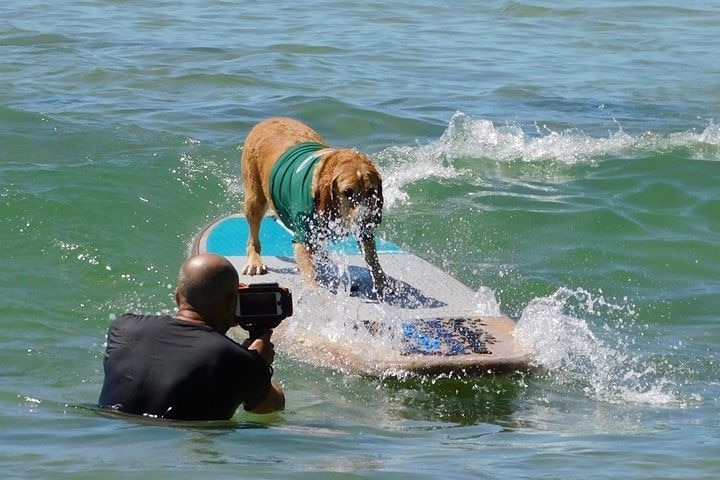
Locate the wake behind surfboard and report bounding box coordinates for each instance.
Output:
[192,214,533,375]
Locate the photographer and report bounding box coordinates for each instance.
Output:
[99,254,285,420]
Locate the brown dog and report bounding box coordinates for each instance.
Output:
[240,117,386,294]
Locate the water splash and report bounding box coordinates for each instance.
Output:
[472,286,502,317]
[172,144,242,202]
[376,143,461,208]
[376,112,720,208]
[515,287,679,405]
[274,249,506,375]
[435,112,641,165]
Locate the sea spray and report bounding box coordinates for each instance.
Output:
[472,286,502,317]
[514,287,678,405]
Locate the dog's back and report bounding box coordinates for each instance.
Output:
[241,117,327,199]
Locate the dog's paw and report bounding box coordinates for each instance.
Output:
[242,262,267,276]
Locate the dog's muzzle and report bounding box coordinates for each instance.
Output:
[352,203,382,241]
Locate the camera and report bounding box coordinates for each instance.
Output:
[235,282,293,338]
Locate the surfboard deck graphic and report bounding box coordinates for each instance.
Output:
[192,214,533,375]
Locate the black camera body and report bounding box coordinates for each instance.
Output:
[235,282,293,339]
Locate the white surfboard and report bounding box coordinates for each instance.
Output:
[192,214,533,376]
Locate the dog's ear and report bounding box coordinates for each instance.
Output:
[314,168,336,214]
[361,162,382,225]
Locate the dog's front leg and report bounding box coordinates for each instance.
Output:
[294,242,319,288]
[359,237,387,296]
[242,198,268,275]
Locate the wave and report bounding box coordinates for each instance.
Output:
[377,112,720,207]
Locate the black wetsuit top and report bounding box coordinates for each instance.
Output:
[98,314,271,420]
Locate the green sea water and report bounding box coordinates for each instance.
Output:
[2,1,719,478]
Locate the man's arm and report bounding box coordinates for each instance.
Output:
[248,381,285,414]
[246,331,285,414]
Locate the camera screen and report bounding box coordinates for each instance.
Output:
[237,292,280,316]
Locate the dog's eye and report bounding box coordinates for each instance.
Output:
[342,188,355,198]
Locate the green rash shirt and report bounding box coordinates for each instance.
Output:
[269,142,327,243]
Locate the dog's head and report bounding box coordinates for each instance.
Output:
[315,150,383,240]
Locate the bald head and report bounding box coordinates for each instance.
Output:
[175,254,239,332]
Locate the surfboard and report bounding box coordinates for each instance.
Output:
[192,214,533,376]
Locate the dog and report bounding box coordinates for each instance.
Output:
[240,117,387,294]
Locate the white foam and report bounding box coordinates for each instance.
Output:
[377,143,462,208]
[375,112,720,208]
[433,113,640,165]
[472,286,502,316]
[514,287,681,406]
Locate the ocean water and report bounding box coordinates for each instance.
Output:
[2,0,719,478]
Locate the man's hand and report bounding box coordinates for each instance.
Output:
[246,330,285,414]
[247,330,275,365]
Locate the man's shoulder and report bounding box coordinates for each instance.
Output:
[112,313,169,326]
[116,312,167,320]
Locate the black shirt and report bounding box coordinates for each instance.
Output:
[98,314,271,420]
